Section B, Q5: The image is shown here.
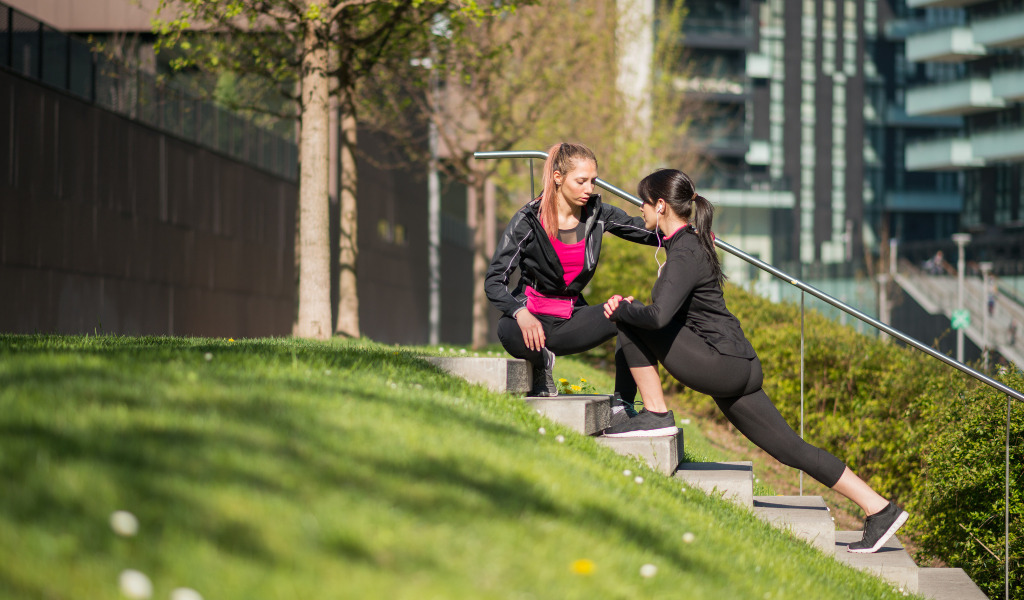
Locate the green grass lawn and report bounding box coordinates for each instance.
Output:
[0,335,919,599]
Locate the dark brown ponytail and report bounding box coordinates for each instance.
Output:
[637,169,724,285]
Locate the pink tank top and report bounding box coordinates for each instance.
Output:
[524,238,585,318]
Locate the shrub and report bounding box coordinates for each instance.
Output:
[914,371,1023,600]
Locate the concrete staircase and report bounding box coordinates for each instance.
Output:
[423,356,990,599]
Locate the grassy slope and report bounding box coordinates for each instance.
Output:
[0,335,918,599]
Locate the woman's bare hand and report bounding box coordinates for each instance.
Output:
[603,295,633,319]
[516,310,546,351]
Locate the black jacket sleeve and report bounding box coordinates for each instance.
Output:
[600,204,660,246]
[484,210,533,318]
[609,243,705,329]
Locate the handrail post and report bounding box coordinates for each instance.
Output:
[1007,394,1012,600]
[800,291,805,496]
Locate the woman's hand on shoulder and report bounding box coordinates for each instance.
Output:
[603,295,633,319]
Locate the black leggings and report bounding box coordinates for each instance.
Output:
[617,320,846,488]
[497,304,637,398]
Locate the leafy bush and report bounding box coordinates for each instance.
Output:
[914,372,1023,600]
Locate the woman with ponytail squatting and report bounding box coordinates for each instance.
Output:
[485,142,659,398]
[602,169,909,554]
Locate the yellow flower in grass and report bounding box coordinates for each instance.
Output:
[570,385,582,392]
[579,378,587,383]
[558,378,569,384]
[571,559,595,575]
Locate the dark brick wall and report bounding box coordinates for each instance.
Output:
[0,69,297,337]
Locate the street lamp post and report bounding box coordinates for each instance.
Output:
[981,261,993,370]
[953,233,972,363]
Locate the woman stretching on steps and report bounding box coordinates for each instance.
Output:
[601,168,908,554]
[484,142,658,399]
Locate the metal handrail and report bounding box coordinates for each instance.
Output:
[476,148,1016,597]
[474,149,1024,402]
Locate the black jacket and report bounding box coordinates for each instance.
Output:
[610,226,757,359]
[485,194,657,319]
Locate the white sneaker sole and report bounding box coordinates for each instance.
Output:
[603,426,679,438]
[847,510,909,554]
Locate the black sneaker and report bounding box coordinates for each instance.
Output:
[602,409,678,437]
[611,392,641,418]
[848,501,909,554]
[529,348,557,397]
[609,392,640,427]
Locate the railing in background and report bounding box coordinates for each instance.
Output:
[475,149,1019,599]
[0,2,298,181]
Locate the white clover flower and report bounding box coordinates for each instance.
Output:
[538,427,546,435]
[634,476,644,484]
[623,469,632,477]
[639,564,657,578]
[682,532,695,543]
[119,570,152,599]
[203,352,213,362]
[556,435,565,443]
[109,510,138,537]
[170,589,203,600]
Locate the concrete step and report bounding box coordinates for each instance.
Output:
[525,394,613,435]
[595,431,683,476]
[918,568,989,600]
[421,356,530,393]
[673,461,753,507]
[752,495,836,553]
[834,531,919,593]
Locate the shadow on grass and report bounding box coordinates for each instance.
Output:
[0,335,767,596]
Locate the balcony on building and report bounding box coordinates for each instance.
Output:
[906,27,985,62]
[992,66,1024,102]
[906,136,983,171]
[746,53,770,78]
[885,105,963,128]
[745,140,770,166]
[971,127,1024,163]
[906,78,1006,116]
[884,189,963,213]
[907,0,990,9]
[680,15,752,50]
[971,8,1024,48]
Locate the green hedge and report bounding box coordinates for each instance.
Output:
[586,238,1021,597]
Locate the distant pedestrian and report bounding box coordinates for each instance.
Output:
[1010,320,1017,347]
[924,250,944,275]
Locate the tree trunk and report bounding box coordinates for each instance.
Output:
[469,175,490,349]
[336,88,360,337]
[294,19,332,340]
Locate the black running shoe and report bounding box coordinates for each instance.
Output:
[602,409,679,437]
[611,392,641,418]
[848,501,909,554]
[529,348,558,397]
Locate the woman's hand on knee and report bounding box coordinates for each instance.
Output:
[603,295,633,319]
[515,310,546,351]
